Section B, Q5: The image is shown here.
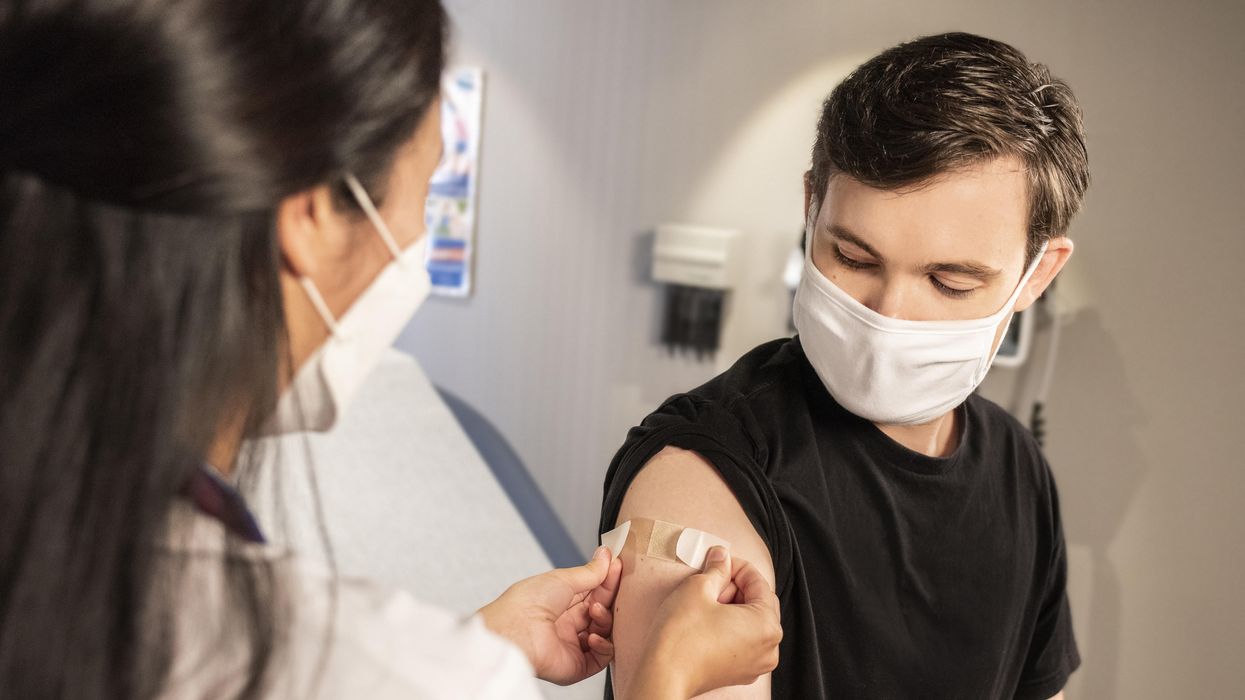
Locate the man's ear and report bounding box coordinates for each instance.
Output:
[275,185,344,278]
[1014,236,1075,313]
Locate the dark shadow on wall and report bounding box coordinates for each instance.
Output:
[629,229,665,346]
[1037,308,1149,699]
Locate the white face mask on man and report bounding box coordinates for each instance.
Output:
[268,173,431,434]
[792,206,1046,426]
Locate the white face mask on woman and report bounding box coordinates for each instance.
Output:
[793,208,1046,426]
[269,173,431,434]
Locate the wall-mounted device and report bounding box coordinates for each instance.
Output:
[993,307,1036,368]
[784,231,805,333]
[1023,282,1063,447]
[652,224,742,358]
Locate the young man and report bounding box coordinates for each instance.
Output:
[600,32,1088,699]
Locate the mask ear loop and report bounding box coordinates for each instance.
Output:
[978,239,1052,377]
[296,172,408,340]
[804,200,820,264]
[299,276,344,339]
[997,240,1051,314]
[343,172,407,265]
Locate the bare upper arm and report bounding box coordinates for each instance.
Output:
[609,445,776,699]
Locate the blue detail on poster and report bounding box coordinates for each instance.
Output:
[426,237,470,292]
[424,67,482,298]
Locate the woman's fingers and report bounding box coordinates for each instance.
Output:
[697,545,735,599]
[731,560,783,673]
[589,600,612,626]
[710,550,756,603]
[595,556,622,607]
[586,632,614,657]
[586,601,613,648]
[733,560,779,613]
[583,631,614,675]
[551,546,613,596]
[580,555,621,640]
[584,555,621,613]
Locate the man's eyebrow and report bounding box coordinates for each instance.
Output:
[828,223,1002,279]
[922,260,1002,280]
[826,224,884,261]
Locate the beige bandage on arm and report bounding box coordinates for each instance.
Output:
[601,518,731,570]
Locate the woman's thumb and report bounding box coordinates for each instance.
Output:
[553,545,612,592]
[700,546,732,583]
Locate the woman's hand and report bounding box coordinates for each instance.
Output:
[478,546,623,685]
[629,546,783,699]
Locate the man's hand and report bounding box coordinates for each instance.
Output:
[478,546,623,685]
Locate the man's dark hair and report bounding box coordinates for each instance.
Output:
[810,32,1090,262]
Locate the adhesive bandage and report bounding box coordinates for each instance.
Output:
[600,518,731,570]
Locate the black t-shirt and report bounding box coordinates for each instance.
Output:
[599,337,1079,699]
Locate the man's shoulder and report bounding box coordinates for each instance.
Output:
[680,337,807,412]
[610,338,810,487]
[608,338,804,494]
[966,391,1030,432]
[965,392,1052,490]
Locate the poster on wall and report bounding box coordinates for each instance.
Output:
[425,67,483,297]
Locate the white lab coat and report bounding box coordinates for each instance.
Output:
[157,502,544,699]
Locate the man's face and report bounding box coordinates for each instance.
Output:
[809,155,1039,353]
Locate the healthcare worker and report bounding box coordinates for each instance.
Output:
[0,1,782,698]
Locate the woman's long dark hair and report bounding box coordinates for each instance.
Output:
[0,1,446,697]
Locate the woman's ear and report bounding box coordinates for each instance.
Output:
[1014,236,1075,313]
[276,189,320,278]
[276,185,349,278]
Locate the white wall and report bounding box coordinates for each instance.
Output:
[398,1,1245,697]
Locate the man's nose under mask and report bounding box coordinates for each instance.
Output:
[792,213,1046,426]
